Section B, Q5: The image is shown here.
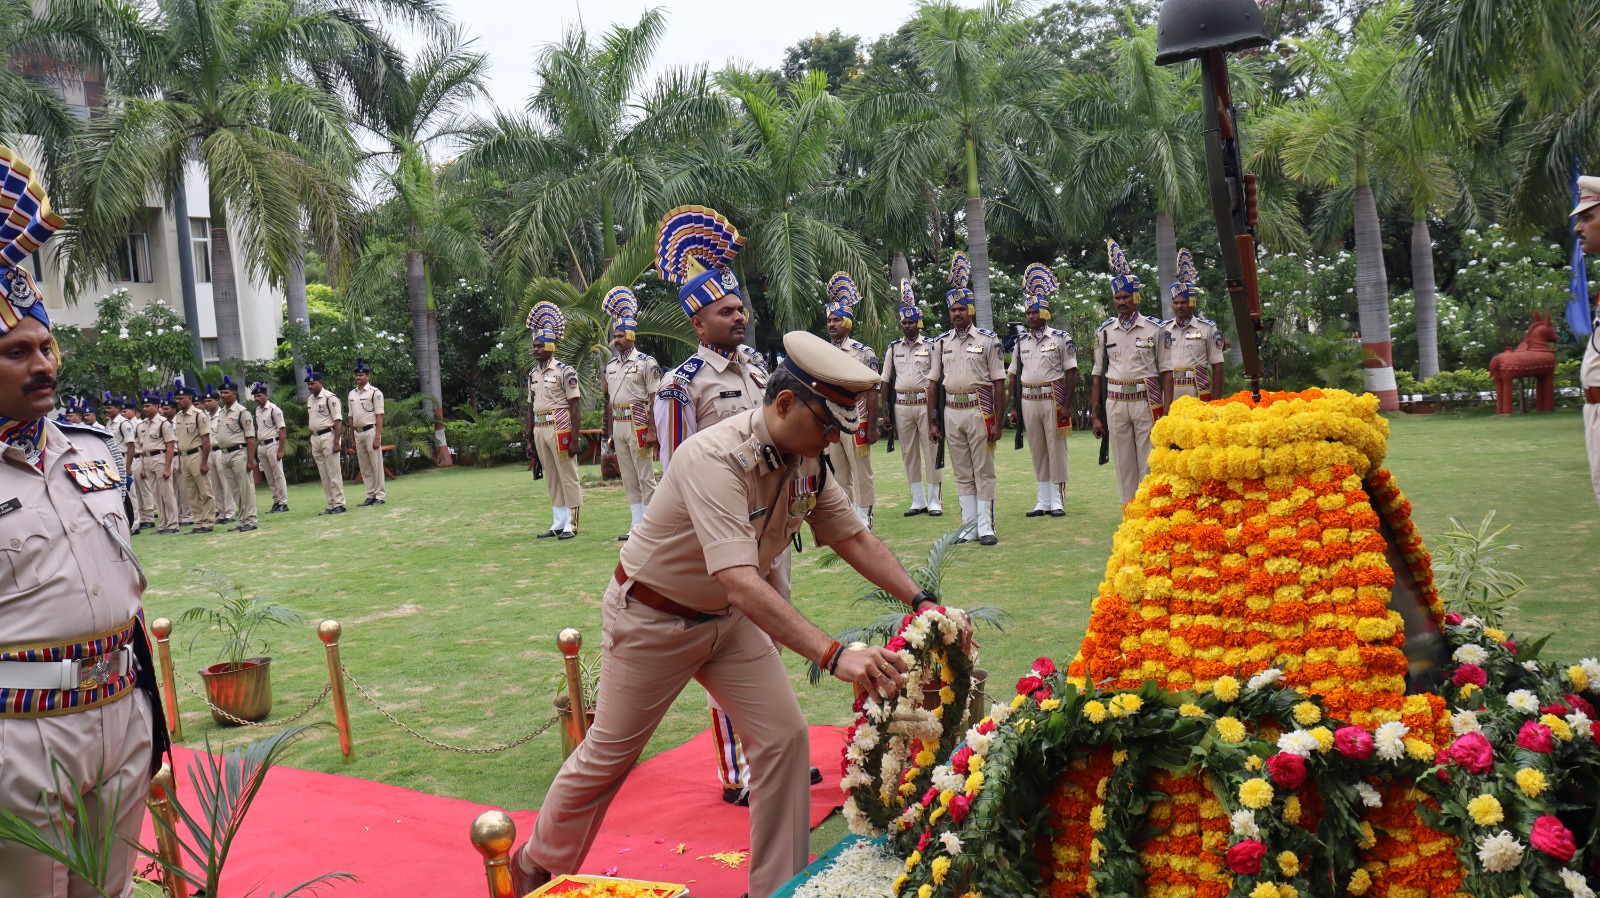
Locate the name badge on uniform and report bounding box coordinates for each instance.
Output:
[0,497,19,518]
[913,348,928,357]
[748,507,768,521]
[719,390,742,399]
[965,345,983,353]
[64,461,120,492]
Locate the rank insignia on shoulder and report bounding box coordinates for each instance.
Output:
[64,461,120,492]
[760,444,783,472]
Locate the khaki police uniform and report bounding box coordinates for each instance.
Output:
[172,405,216,527]
[529,358,583,514]
[1093,314,1166,504]
[111,413,138,525]
[134,414,178,531]
[603,347,662,517]
[1583,318,1600,508]
[882,335,941,512]
[255,400,289,508]
[1008,326,1077,498]
[163,411,191,524]
[520,407,863,898]
[1160,315,1225,403]
[825,337,877,522]
[307,388,345,511]
[206,407,233,520]
[0,420,158,897]
[216,400,257,527]
[928,326,1006,538]
[348,383,386,503]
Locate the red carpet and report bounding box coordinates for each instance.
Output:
[140,726,847,897]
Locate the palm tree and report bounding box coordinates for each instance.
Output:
[850,0,1068,331]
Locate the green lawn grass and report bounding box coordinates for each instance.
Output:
[139,406,1600,826]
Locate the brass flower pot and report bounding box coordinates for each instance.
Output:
[198,657,274,725]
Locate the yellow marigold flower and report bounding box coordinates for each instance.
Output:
[1084,701,1108,723]
[1347,869,1371,895]
[916,749,937,767]
[893,874,908,894]
[1089,838,1105,865]
[1293,702,1321,726]
[1278,852,1300,877]
[919,885,933,898]
[1460,683,1477,699]
[940,686,957,705]
[1239,777,1274,809]
[1246,755,1265,771]
[1112,750,1129,766]
[1484,627,1507,643]
[939,789,954,808]
[1179,703,1205,718]
[969,755,984,772]
[929,807,945,825]
[1403,738,1434,761]
[1284,795,1302,824]
[965,771,985,795]
[1309,727,1334,752]
[1515,767,1548,797]
[1569,665,1590,693]
[1110,694,1144,717]
[1466,794,1503,826]
[1357,823,1376,849]
[1039,699,1061,712]
[1010,694,1026,710]
[1216,717,1247,743]
[1279,886,1299,898]
[1096,777,1109,800]
[1089,805,1106,831]
[1250,883,1279,898]
[1541,714,1574,742]
[906,851,921,871]
[932,856,951,885]
[1213,676,1241,702]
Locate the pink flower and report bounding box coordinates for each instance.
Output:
[1334,726,1374,760]
[1530,815,1577,863]
[917,828,932,851]
[1517,722,1553,753]
[1434,751,1452,783]
[1448,732,1495,773]
[1035,688,1052,701]
[1444,612,1463,625]
[601,866,619,876]
[1504,640,1517,654]
[1451,664,1487,687]
[1033,657,1057,677]
[921,786,939,807]
[949,793,972,825]
[976,719,997,735]
[1225,839,1267,874]
[885,636,908,653]
[951,746,974,775]
[1564,694,1596,718]
[1016,675,1043,696]
[1541,703,1571,718]
[1267,753,1307,790]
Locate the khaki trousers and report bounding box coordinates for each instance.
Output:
[137,455,178,530]
[1108,397,1155,504]
[609,419,657,506]
[826,437,875,508]
[524,581,809,898]
[131,456,152,525]
[180,452,216,527]
[208,453,233,519]
[219,447,257,526]
[894,401,940,497]
[1022,394,1070,484]
[0,691,153,898]
[171,462,191,523]
[1586,402,1600,509]
[311,431,345,510]
[944,405,996,501]
[534,425,582,509]
[257,441,288,506]
[352,427,385,501]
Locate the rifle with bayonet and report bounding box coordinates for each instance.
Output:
[1097,338,1111,466]
[881,349,896,453]
[1012,375,1024,451]
[932,382,946,471]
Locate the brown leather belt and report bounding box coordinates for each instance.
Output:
[1587,386,1600,404]
[613,565,716,622]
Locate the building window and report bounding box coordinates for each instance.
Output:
[190,218,211,283]
[114,233,152,283]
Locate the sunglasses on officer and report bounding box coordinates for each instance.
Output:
[800,399,841,439]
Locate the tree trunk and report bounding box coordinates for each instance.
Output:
[406,250,451,467]
[1411,218,1440,382]
[963,133,995,331]
[1353,179,1397,410]
[891,251,910,288]
[286,251,310,401]
[1155,209,1177,321]
[208,208,245,361]
[171,177,204,372]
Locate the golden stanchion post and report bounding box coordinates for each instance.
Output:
[319,620,355,763]
[470,810,518,898]
[146,762,190,898]
[557,628,588,742]
[149,617,181,741]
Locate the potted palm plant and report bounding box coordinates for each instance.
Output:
[178,569,304,725]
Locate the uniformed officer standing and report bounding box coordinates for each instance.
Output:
[215,376,257,533]
[202,386,235,525]
[1090,240,1167,506]
[880,279,942,517]
[600,287,661,540]
[1008,263,1077,517]
[510,331,930,898]
[0,157,166,897]
[79,397,97,427]
[159,391,192,526]
[305,367,346,515]
[171,377,216,533]
[822,272,879,529]
[928,253,1006,546]
[105,394,139,527]
[1572,174,1600,508]
[347,358,386,507]
[135,390,180,533]
[525,302,582,539]
[252,381,289,513]
[1158,249,1225,409]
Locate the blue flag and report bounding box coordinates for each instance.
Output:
[1569,161,1593,337]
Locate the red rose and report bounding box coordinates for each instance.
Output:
[1225,839,1267,875]
[977,719,997,735]
[1334,726,1374,760]
[1504,640,1517,654]
[1035,688,1052,701]
[1530,815,1577,863]
[951,746,974,774]
[1564,694,1596,718]
[1267,753,1307,790]
[1541,704,1571,718]
[1448,732,1494,773]
[1016,675,1043,696]
[885,636,908,653]
[1434,751,1452,783]
[1451,664,1487,687]
[1033,657,1057,677]
[949,793,972,825]
[1517,721,1554,753]
[1444,612,1463,625]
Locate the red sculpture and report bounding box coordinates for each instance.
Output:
[1489,311,1559,414]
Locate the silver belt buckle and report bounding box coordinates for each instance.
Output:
[75,646,129,690]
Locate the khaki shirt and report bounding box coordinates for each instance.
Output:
[618,408,862,613]
[134,415,176,457]
[1159,316,1225,373]
[881,336,936,392]
[1091,315,1166,381]
[171,406,209,453]
[111,415,137,450]
[654,344,769,469]
[529,359,580,415]
[604,348,662,407]
[348,384,385,427]
[216,401,255,449]
[928,327,1006,394]
[0,421,144,646]
[207,408,221,443]
[307,389,342,432]
[1583,310,1600,388]
[254,401,286,442]
[1007,327,1078,384]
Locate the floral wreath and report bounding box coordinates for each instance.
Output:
[842,605,976,837]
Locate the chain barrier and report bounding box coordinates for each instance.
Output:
[340,663,562,754]
[174,669,331,728]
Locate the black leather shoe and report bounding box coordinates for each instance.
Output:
[536,529,559,539]
[330,506,346,514]
[722,787,750,806]
[928,508,943,517]
[979,534,999,546]
[557,530,576,540]
[1025,509,1046,517]
[617,534,629,541]
[231,523,258,533]
[374,499,385,505]
[187,527,213,534]
[138,521,156,530]
[216,517,233,525]
[1049,509,1066,517]
[903,507,927,517]
[810,766,823,785]
[359,498,377,507]
[508,844,552,896]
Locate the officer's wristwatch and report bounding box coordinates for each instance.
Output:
[911,590,938,612]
